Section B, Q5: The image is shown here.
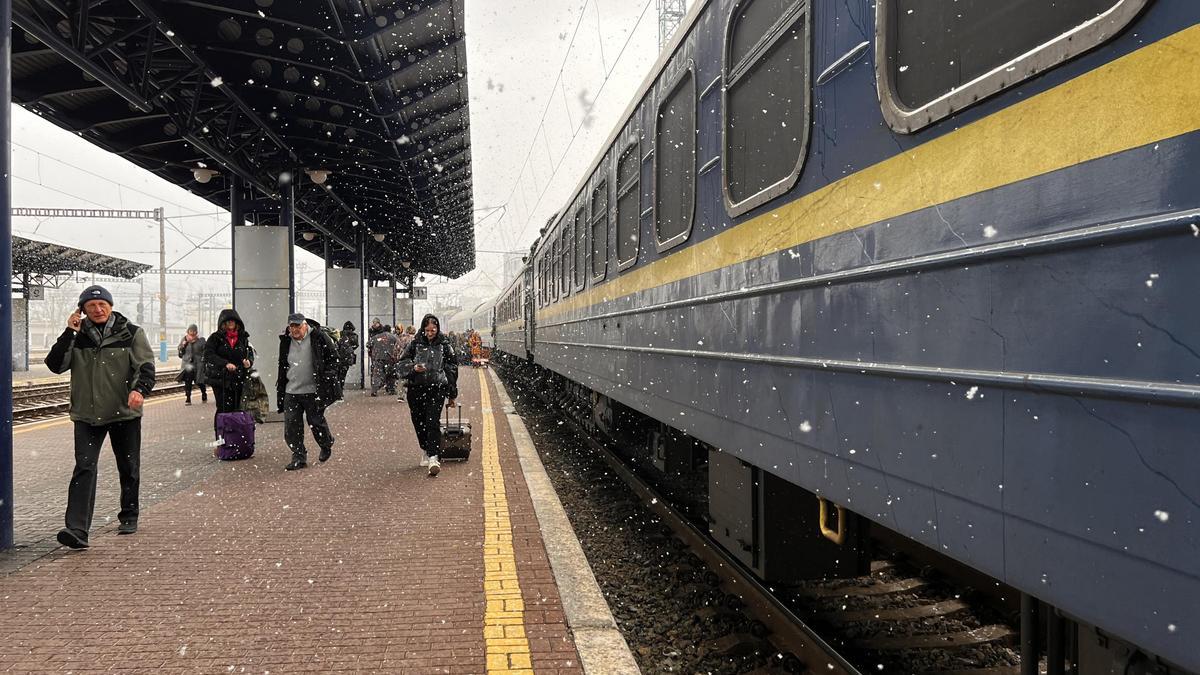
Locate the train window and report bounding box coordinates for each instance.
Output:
[654,68,696,251]
[723,0,810,215]
[560,225,570,296]
[591,181,609,279]
[616,143,640,268]
[574,205,586,288]
[877,0,1148,133]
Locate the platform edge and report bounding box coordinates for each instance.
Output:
[487,368,642,675]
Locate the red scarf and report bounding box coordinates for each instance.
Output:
[225,328,238,349]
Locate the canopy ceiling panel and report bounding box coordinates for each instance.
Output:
[12,235,151,278]
[11,0,475,279]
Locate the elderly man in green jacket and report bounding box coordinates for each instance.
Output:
[45,285,156,549]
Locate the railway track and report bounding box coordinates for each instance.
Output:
[12,370,185,424]
[501,361,1028,674]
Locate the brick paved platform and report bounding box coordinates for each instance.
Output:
[0,369,595,673]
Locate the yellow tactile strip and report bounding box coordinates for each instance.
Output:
[480,369,535,674]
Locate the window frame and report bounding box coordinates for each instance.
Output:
[615,140,641,271]
[573,199,588,292]
[721,0,811,218]
[652,61,698,254]
[875,0,1150,134]
[590,178,609,282]
[559,223,570,298]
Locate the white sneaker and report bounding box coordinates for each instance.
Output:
[419,456,429,467]
[428,455,440,476]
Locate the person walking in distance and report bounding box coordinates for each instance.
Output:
[178,324,207,405]
[277,313,342,471]
[45,285,155,548]
[398,314,458,476]
[368,325,399,397]
[204,309,254,429]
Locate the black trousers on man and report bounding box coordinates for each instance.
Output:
[284,393,334,462]
[406,384,445,457]
[65,418,141,540]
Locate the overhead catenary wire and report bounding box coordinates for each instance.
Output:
[505,0,657,248]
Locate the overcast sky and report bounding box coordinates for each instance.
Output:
[11,0,691,317]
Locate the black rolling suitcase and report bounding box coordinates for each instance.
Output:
[439,405,472,461]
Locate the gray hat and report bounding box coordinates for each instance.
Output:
[78,285,114,308]
[287,312,306,325]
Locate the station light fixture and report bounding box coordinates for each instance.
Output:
[192,167,218,183]
[306,169,332,185]
[401,260,412,269]
[372,232,386,242]
[301,232,317,241]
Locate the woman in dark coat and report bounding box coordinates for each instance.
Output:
[204,309,254,419]
[397,314,458,476]
[177,324,208,405]
[335,320,358,397]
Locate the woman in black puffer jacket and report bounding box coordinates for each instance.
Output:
[204,308,254,419]
[397,314,458,476]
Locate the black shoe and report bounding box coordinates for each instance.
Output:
[185,400,192,406]
[370,392,378,397]
[285,460,307,471]
[201,393,208,402]
[56,528,89,549]
[318,447,332,463]
[118,520,138,535]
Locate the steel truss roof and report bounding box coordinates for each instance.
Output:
[12,234,152,278]
[11,0,474,279]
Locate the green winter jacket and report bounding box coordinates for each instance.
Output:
[45,311,157,426]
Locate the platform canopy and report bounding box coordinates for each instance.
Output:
[10,0,474,279]
[12,234,151,281]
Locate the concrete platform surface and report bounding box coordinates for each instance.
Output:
[0,368,628,673]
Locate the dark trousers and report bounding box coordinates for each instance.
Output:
[336,365,351,398]
[284,393,334,461]
[181,372,207,401]
[212,384,241,413]
[407,385,445,457]
[66,418,141,538]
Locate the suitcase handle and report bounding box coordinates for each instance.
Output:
[444,403,462,425]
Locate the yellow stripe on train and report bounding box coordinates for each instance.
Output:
[539,24,1200,321]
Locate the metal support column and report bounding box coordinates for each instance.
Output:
[1,0,13,552]
[230,179,243,293]
[322,236,331,325]
[156,207,167,361]
[281,179,295,313]
[357,235,366,387]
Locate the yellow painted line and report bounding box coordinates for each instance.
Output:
[540,24,1200,320]
[13,394,186,435]
[479,369,534,674]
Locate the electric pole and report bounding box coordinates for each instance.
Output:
[658,0,687,49]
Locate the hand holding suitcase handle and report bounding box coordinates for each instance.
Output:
[446,398,457,409]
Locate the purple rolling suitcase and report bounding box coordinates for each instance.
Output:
[215,411,256,460]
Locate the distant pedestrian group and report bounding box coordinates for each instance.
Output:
[47,284,461,549]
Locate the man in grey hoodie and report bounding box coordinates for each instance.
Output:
[45,285,155,549]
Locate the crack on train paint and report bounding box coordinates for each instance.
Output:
[1070,397,1200,510]
[843,0,871,41]
[1039,262,1200,364]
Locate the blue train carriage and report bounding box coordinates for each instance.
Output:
[512,0,1200,671]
